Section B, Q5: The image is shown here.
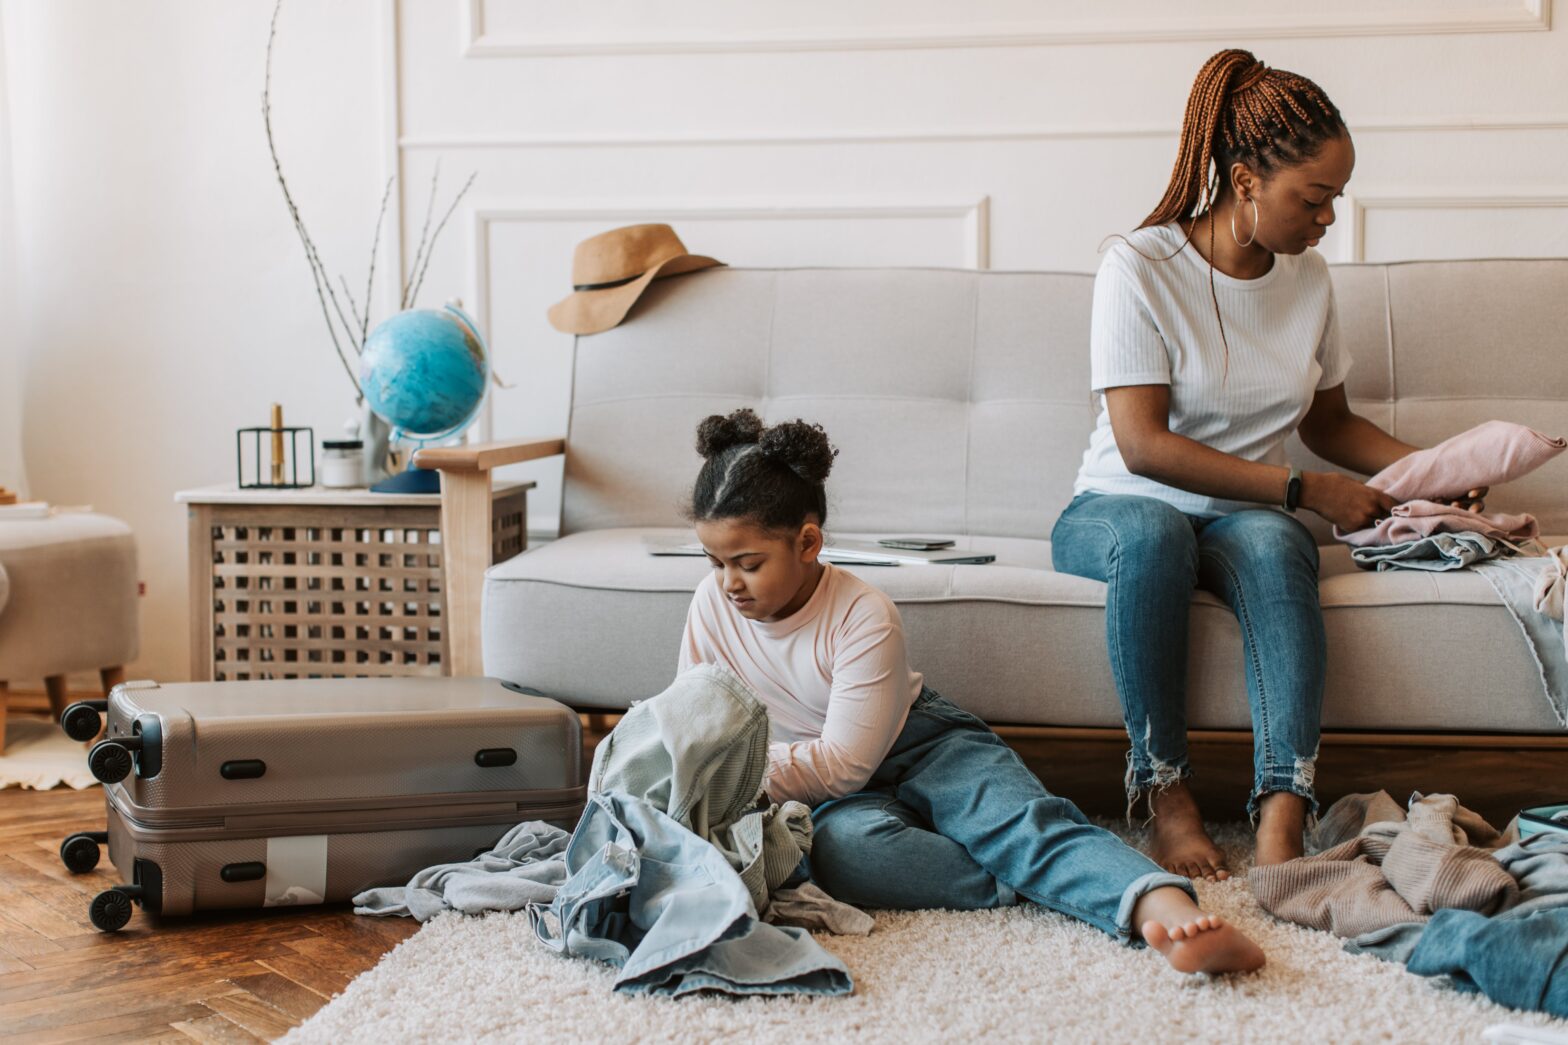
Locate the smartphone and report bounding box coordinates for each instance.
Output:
[877,537,957,550]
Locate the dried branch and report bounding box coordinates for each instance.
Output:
[407,171,477,308]
[338,275,363,334]
[362,175,394,343]
[402,161,442,309]
[263,0,362,399]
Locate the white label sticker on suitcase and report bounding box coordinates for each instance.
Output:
[264,835,328,907]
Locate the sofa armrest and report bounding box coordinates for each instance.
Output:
[414,437,565,677]
[412,437,566,473]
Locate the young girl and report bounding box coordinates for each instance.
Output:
[678,407,1265,975]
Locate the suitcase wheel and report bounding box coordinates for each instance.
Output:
[89,888,137,932]
[59,833,104,874]
[60,700,107,742]
[87,739,139,784]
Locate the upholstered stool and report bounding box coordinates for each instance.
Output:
[0,513,139,752]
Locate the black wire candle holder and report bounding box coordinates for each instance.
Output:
[236,426,315,490]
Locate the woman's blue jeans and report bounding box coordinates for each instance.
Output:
[809,690,1193,940]
[1050,492,1325,820]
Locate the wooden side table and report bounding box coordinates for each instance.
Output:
[177,483,532,681]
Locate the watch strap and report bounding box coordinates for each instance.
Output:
[1284,466,1303,512]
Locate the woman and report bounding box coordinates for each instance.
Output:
[1051,49,1482,879]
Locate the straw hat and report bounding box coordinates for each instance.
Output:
[547,224,724,335]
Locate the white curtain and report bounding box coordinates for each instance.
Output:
[0,5,24,497]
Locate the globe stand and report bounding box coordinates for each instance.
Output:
[370,463,441,494]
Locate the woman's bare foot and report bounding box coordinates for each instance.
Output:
[1254,791,1308,866]
[1134,886,1265,975]
[1146,782,1230,881]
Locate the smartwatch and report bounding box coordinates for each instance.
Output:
[1283,466,1303,512]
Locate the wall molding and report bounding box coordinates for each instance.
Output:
[466,197,991,438]
[398,116,1568,152]
[461,0,1548,58]
[1345,192,1568,261]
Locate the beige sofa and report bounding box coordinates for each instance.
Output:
[425,260,1568,738]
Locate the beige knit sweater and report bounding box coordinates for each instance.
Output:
[1249,791,1519,937]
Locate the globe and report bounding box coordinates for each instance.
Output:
[360,302,489,445]
[359,302,489,494]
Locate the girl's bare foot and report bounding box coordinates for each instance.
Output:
[1254,791,1308,866]
[1141,916,1266,974]
[1146,782,1230,881]
[1134,886,1265,975]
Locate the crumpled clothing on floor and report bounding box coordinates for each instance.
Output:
[1404,907,1568,1018]
[589,663,872,934]
[1249,791,1517,938]
[529,789,853,997]
[354,821,568,921]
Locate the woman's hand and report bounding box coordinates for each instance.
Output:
[1445,487,1488,514]
[1300,471,1396,532]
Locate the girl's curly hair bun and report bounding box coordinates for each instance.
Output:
[759,419,837,485]
[694,408,764,459]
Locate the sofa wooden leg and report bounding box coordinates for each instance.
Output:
[44,675,69,720]
[0,680,8,756]
[100,666,126,696]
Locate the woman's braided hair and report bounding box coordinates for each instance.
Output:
[1120,49,1346,379]
[1141,48,1345,230]
[688,408,838,531]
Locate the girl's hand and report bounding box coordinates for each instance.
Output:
[1300,471,1396,532]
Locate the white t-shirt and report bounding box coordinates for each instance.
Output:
[1073,222,1352,518]
[678,563,924,807]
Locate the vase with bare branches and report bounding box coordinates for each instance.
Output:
[263,0,474,484]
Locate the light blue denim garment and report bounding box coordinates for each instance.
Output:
[1347,833,1568,965]
[1350,532,1509,572]
[1052,492,1325,818]
[532,790,852,998]
[1405,907,1568,1017]
[809,689,1194,942]
[353,820,569,921]
[1475,555,1568,727]
[589,664,812,914]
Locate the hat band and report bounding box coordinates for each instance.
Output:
[573,272,644,292]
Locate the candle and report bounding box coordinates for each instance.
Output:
[270,403,285,485]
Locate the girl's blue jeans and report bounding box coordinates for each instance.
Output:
[808,689,1193,940]
[1050,491,1326,820]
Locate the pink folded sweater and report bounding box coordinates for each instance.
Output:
[1336,421,1566,547]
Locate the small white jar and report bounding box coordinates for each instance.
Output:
[320,439,364,488]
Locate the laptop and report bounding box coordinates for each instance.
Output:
[643,535,995,567]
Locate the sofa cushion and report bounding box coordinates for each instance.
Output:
[483,528,1565,734]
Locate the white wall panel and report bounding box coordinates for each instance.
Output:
[1354,196,1568,261]
[463,0,1547,56]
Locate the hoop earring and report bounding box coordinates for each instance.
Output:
[1231,196,1259,248]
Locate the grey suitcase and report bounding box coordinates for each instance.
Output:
[57,677,584,931]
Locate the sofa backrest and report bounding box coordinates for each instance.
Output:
[560,261,1568,542]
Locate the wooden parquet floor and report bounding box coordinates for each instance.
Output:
[0,778,419,1044]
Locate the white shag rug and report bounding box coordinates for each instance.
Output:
[0,718,97,790]
[285,823,1568,1044]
